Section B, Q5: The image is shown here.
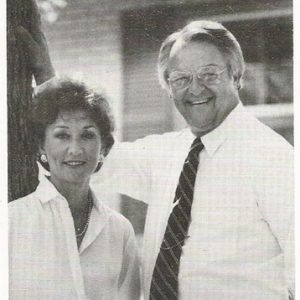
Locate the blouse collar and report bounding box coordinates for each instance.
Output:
[35,175,69,206]
[35,175,109,253]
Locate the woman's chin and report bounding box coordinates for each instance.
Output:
[50,172,91,187]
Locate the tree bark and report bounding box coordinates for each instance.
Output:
[7,0,41,201]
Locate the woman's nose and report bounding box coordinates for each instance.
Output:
[68,139,83,155]
[189,76,206,96]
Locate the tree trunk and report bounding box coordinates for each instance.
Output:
[7,0,41,201]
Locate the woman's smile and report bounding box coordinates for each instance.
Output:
[63,160,87,167]
[41,110,102,188]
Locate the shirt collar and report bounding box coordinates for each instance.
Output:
[36,175,106,212]
[79,188,109,253]
[200,102,245,157]
[36,175,110,253]
[89,188,108,216]
[35,175,69,206]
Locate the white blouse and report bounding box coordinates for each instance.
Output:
[9,175,140,300]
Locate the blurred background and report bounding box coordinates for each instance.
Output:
[38,0,293,237]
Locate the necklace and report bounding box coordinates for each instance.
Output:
[75,192,93,238]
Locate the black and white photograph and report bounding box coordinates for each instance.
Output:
[5,0,295,299]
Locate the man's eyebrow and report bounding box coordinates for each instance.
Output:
[83,125,97,129]
[200,63,220,67]
[54,125,69,129]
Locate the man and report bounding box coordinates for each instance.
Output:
[22,20,293,299]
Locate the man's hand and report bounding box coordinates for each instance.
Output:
[16,26,55,85]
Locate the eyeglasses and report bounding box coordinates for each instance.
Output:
[168,66,227,91]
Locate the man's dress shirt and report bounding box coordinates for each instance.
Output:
[92,103,293,300]
[9,175,140,300]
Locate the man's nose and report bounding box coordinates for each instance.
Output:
[189,76,206,96]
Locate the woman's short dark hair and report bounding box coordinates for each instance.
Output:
[31,77,115,172]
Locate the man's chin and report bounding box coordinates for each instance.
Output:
[190,122,217,137]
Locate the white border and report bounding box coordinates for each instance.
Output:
[0,0,8,298]
[293,1,299,297]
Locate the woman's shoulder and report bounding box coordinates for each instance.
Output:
[8,193,45,237]
[8,191,42,219]
[104,203,132,226]
[9,192,39,208]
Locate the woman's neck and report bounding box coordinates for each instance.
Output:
[48,176,90,211]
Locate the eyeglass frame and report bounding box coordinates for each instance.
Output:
[167,65,227,91]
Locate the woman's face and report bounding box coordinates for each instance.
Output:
[40,109,102,187]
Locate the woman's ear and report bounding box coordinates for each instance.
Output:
[99,152,105,163]
[39,144,45,155]
[233,75,241,90]
[94,152,105,173]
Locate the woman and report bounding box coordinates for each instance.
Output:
[9,78,140,299]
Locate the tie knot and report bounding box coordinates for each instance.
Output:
[190,137,203,153]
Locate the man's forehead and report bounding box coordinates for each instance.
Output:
[168,41,226,70]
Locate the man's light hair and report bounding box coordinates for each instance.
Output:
[158,20,245,91]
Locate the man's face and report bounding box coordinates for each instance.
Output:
[166,41,240,137]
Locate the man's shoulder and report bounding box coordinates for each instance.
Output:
[134,128,192,147]
[232,111,293,165]
[137,128,190,142]
[244,113,292,149]
[115,128,192,154]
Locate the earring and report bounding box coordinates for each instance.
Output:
[40,154,48,163]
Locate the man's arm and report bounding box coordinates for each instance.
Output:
[91,137,154,204]
[257,145,294,297]
[19,23,155,204]
[16,26,55,85]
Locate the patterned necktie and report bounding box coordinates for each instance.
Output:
[150,137,204,300]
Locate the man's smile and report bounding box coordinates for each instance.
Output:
[187,96,214,106]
